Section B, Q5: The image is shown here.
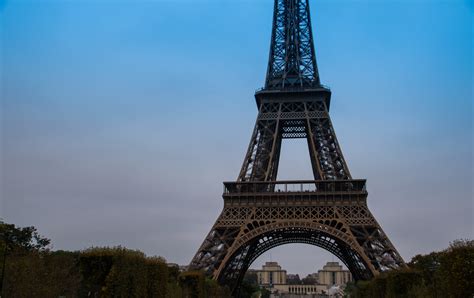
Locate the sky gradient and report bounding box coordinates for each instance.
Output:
[1,0,473,276]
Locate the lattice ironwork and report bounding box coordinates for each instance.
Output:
[238,100,350,181]
[266,0,320,89]
[189,0,405,295]
[190,196,405,294]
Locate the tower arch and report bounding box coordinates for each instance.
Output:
[215,222,372,291]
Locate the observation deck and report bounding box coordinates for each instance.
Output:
[254,85,332,110]
[222,180,368,207]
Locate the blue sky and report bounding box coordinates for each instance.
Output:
[1,0,472,276]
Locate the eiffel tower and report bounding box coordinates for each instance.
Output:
[189,0,405,293]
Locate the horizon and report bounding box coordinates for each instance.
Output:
[1,0,472,278]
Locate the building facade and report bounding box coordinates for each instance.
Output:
[254,262,287,286]
[253,261,352,296]
[273,284,327,295]
[317,262,352,286]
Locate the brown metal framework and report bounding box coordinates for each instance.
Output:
[189,0,405,295]
[266,0,320,89]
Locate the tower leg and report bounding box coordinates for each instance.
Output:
[190,195,405,294]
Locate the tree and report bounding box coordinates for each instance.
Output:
[0,220,51,296]
[287,274,301,285]
[345,239,474,298]
[239,279,259,298]
[79,246,170,297]
[301,274,317,285]
[260,287,271,298]
[0,220,51,253]
[437,239,474,297]
[3,250,81,298]
[178,271,206,298]
[242,271,258,287]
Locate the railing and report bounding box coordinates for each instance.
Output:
[255,84,331,94]
[223,180,366,195]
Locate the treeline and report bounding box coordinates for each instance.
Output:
[2,220,473,297]
[345,239,474,298]
[0,220,231,297]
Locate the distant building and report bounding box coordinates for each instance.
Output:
[252,261,352,297]
[317,262,352,287]
[273,283,327,296]
[254,262,287,286]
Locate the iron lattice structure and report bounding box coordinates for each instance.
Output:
[190,0,405,294]
[266,0,320,89]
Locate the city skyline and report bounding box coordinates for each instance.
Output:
[1,0,472,277]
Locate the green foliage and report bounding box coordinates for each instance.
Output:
[3,221,471,298]
[177,271,230,298]
[260,287,271,298]
[0,220,53,296]
[242,271,258,287]
[385,269,422,298]
[287,274,301,285]
[1,221,230,297]
[367,275,387,297]
[0,220,51,253]
[3,245,229,298]
[344,281,357,296]
[437,239,474,297]
[238,271,262,298]
[205,277,231,298]
[3,250,81,298]
[301,274,317,285]
[179,271,206,298]
[345,239,474,298]
[347,280,370,298]
[79,247,171,297]
[238,278,260,298]
[79,247,118,296]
